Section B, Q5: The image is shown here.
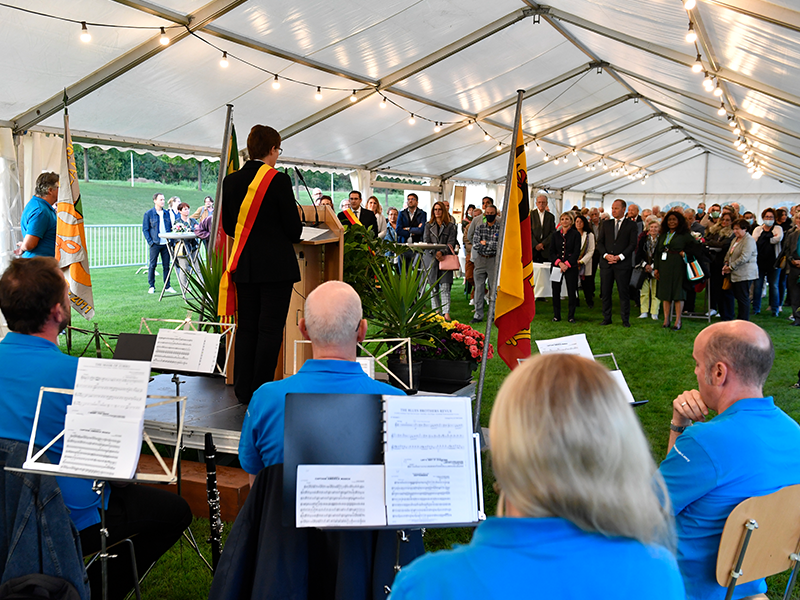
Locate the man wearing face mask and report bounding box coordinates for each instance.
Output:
[701,204,721,229]
[471,204,501,322]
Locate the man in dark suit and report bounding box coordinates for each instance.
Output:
[597,198,638,327]
[337,190,378,233]
[396,193,426,243]
[222,124,303,404]
[530,191,556,263]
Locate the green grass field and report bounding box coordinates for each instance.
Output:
[61,266,800,599]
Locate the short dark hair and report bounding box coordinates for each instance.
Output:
[407,193,418,201]
[483,196,494,205]
[153,193,164,202]
[34,172,59,198]
[177,202,190,211]
[0,257,66,335]
[348,190,362,199]
[733,218,750,231]
[704,329,774,388]
[247,125,281,160]
[660,210,688,235]
[613,198,627,210]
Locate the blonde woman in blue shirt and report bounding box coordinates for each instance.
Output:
[390,353,684,600]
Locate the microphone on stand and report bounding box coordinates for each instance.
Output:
[294,166,321,227]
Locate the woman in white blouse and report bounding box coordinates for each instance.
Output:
[367,196,387,238]
[574,215,596,309]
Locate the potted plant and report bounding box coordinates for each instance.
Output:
[414,315,494,392]
[183,249,229,372]
[365,261,439,393]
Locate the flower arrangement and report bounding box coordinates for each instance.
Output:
[172,220,190,233]
[412,314,494,364]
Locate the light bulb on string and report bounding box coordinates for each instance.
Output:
[484,133,491,142]
[379,97,386,108]
[562,156,568,164]
[578,159,584,167]
[702,73,714,91]
[496,143,502,152]
[692,54,703,73]
[684,0,696,9]
[80,22,91,43]
[272,75,280,90]
[535,143,542,152]
[408,114,416,125]
[641,178,646,185]
[434,122,441,133]
[591,164,596,171]
[543,154,550,162]
[315,87,323,100]
[585,165,592,172]
[717,103,726,116]
[219,52,229,68]
[748,165,755,173]
[553,157,559,165]
[713,83,723,97]
[685,22,697,44]
[350,90,357,103]
[572,148,578,156]
[159,27,169,46]
[729,119,736,127]
[733,127,741,135]
[466,121,474,130]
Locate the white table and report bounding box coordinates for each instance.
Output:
[158,232,200,301]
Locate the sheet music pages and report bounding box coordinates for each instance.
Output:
[295,465,386,527]
[151,329,220,374]
[609,370,637,404]
[25,358,151,479]
[535,333,594,361]
[384,396,477,526]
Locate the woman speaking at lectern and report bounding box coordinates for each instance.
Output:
[389,353,684,599]
[221,125,303,404]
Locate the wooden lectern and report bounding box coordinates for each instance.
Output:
[275,205,344,380]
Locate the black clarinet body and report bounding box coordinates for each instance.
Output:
[204,432,223,571]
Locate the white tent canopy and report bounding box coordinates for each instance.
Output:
[1,0,800,210]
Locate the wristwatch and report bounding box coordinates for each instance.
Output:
[670,423,688,434]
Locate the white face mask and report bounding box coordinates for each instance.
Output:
[763,219,774,227]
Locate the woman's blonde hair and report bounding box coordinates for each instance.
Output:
[489,353,674,549]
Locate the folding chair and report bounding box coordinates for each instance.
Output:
[716,484,800,600]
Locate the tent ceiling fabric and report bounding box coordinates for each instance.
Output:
[2,0,800,191]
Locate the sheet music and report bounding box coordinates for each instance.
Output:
[384,396,477,525]
[72,357,150,418]
[151,329,220,374]
[300,226,329,241]
[535,333,594,361]
[609,370,637,404]
[355,356,375,379]
[296,465,386,527]
[549,266,564,283]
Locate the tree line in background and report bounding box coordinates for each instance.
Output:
[72,145,355,192]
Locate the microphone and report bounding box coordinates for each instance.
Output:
[293,167,321,227]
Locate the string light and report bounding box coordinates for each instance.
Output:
[543,154,550,161]
[80,22,91,43]
[496,142,503,152]
[713,82,723,97]
[408,114,416,125]
[684,0,696,9]
[692,54,703,73]
[379,97,387,108]
[159,27,169,46]
[350,90,357,103]
[562,155,568,164]
[467,121,474,130]
[733,126,741,135]
[729,118,736,127]
[315,86,323,100]
[591,164,597,171]
[554,157,560,165]
[484,133,491,142]
[535,142,542,152]
[585,164,592,172]
[434,122,441,133]
[272,75,280,90]
[685,22,697,44]
[702,73,714,91]
[717,103,726,116]
[219,51,228,68]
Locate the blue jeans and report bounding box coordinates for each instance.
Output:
[752,268,779,314]
[147,243,171,289]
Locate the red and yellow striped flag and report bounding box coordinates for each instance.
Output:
[494,120,535,369]
[342,208,362,226]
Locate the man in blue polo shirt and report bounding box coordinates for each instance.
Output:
[659,320,800,600]
[0,257,191,600]
[239,280,403,484]
[15,172,58,258]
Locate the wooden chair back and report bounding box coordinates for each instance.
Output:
[716,484,800,586]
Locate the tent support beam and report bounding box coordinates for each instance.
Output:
[11,0,246,133]
[440,94,634,179]
[704,0,800,35]
[592,148,706,192]
[365,63,594,171]
[600,153,706,195]
[279,8,533,140]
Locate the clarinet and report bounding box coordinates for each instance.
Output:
[204,432,223,571]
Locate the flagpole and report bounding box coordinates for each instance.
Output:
[209,104,233,259]
[473,89,525,434]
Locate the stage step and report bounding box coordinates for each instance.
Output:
[137,454,250,522]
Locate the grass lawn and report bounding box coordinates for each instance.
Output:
[61,266,800,599]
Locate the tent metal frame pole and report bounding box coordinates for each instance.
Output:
[209,104,233,259]
[473,89,524,434]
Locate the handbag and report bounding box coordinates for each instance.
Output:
[630,266,646,290]
[722,274,732,290]
[438,245,460,270]
[684,255,704,282]
[775,254,787,270]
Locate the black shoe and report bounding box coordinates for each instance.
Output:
[600,320,612,326]
[672,323,682,330]
[568,318,576,323]
[471,317,482,323]
[552,317,561,322]
[622,322,631,328]
[662,323,670,328]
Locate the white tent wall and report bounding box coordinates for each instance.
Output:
[19,132,63,205]
[0,128,23,279]
[604,153,800,215]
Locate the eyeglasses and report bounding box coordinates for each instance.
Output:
[276,147,283,155]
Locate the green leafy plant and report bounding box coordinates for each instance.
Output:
[183,249,226,328]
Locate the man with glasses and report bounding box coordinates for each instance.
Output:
[337,190,377,233]
[16,172,59,258]
[221,124,303,404]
